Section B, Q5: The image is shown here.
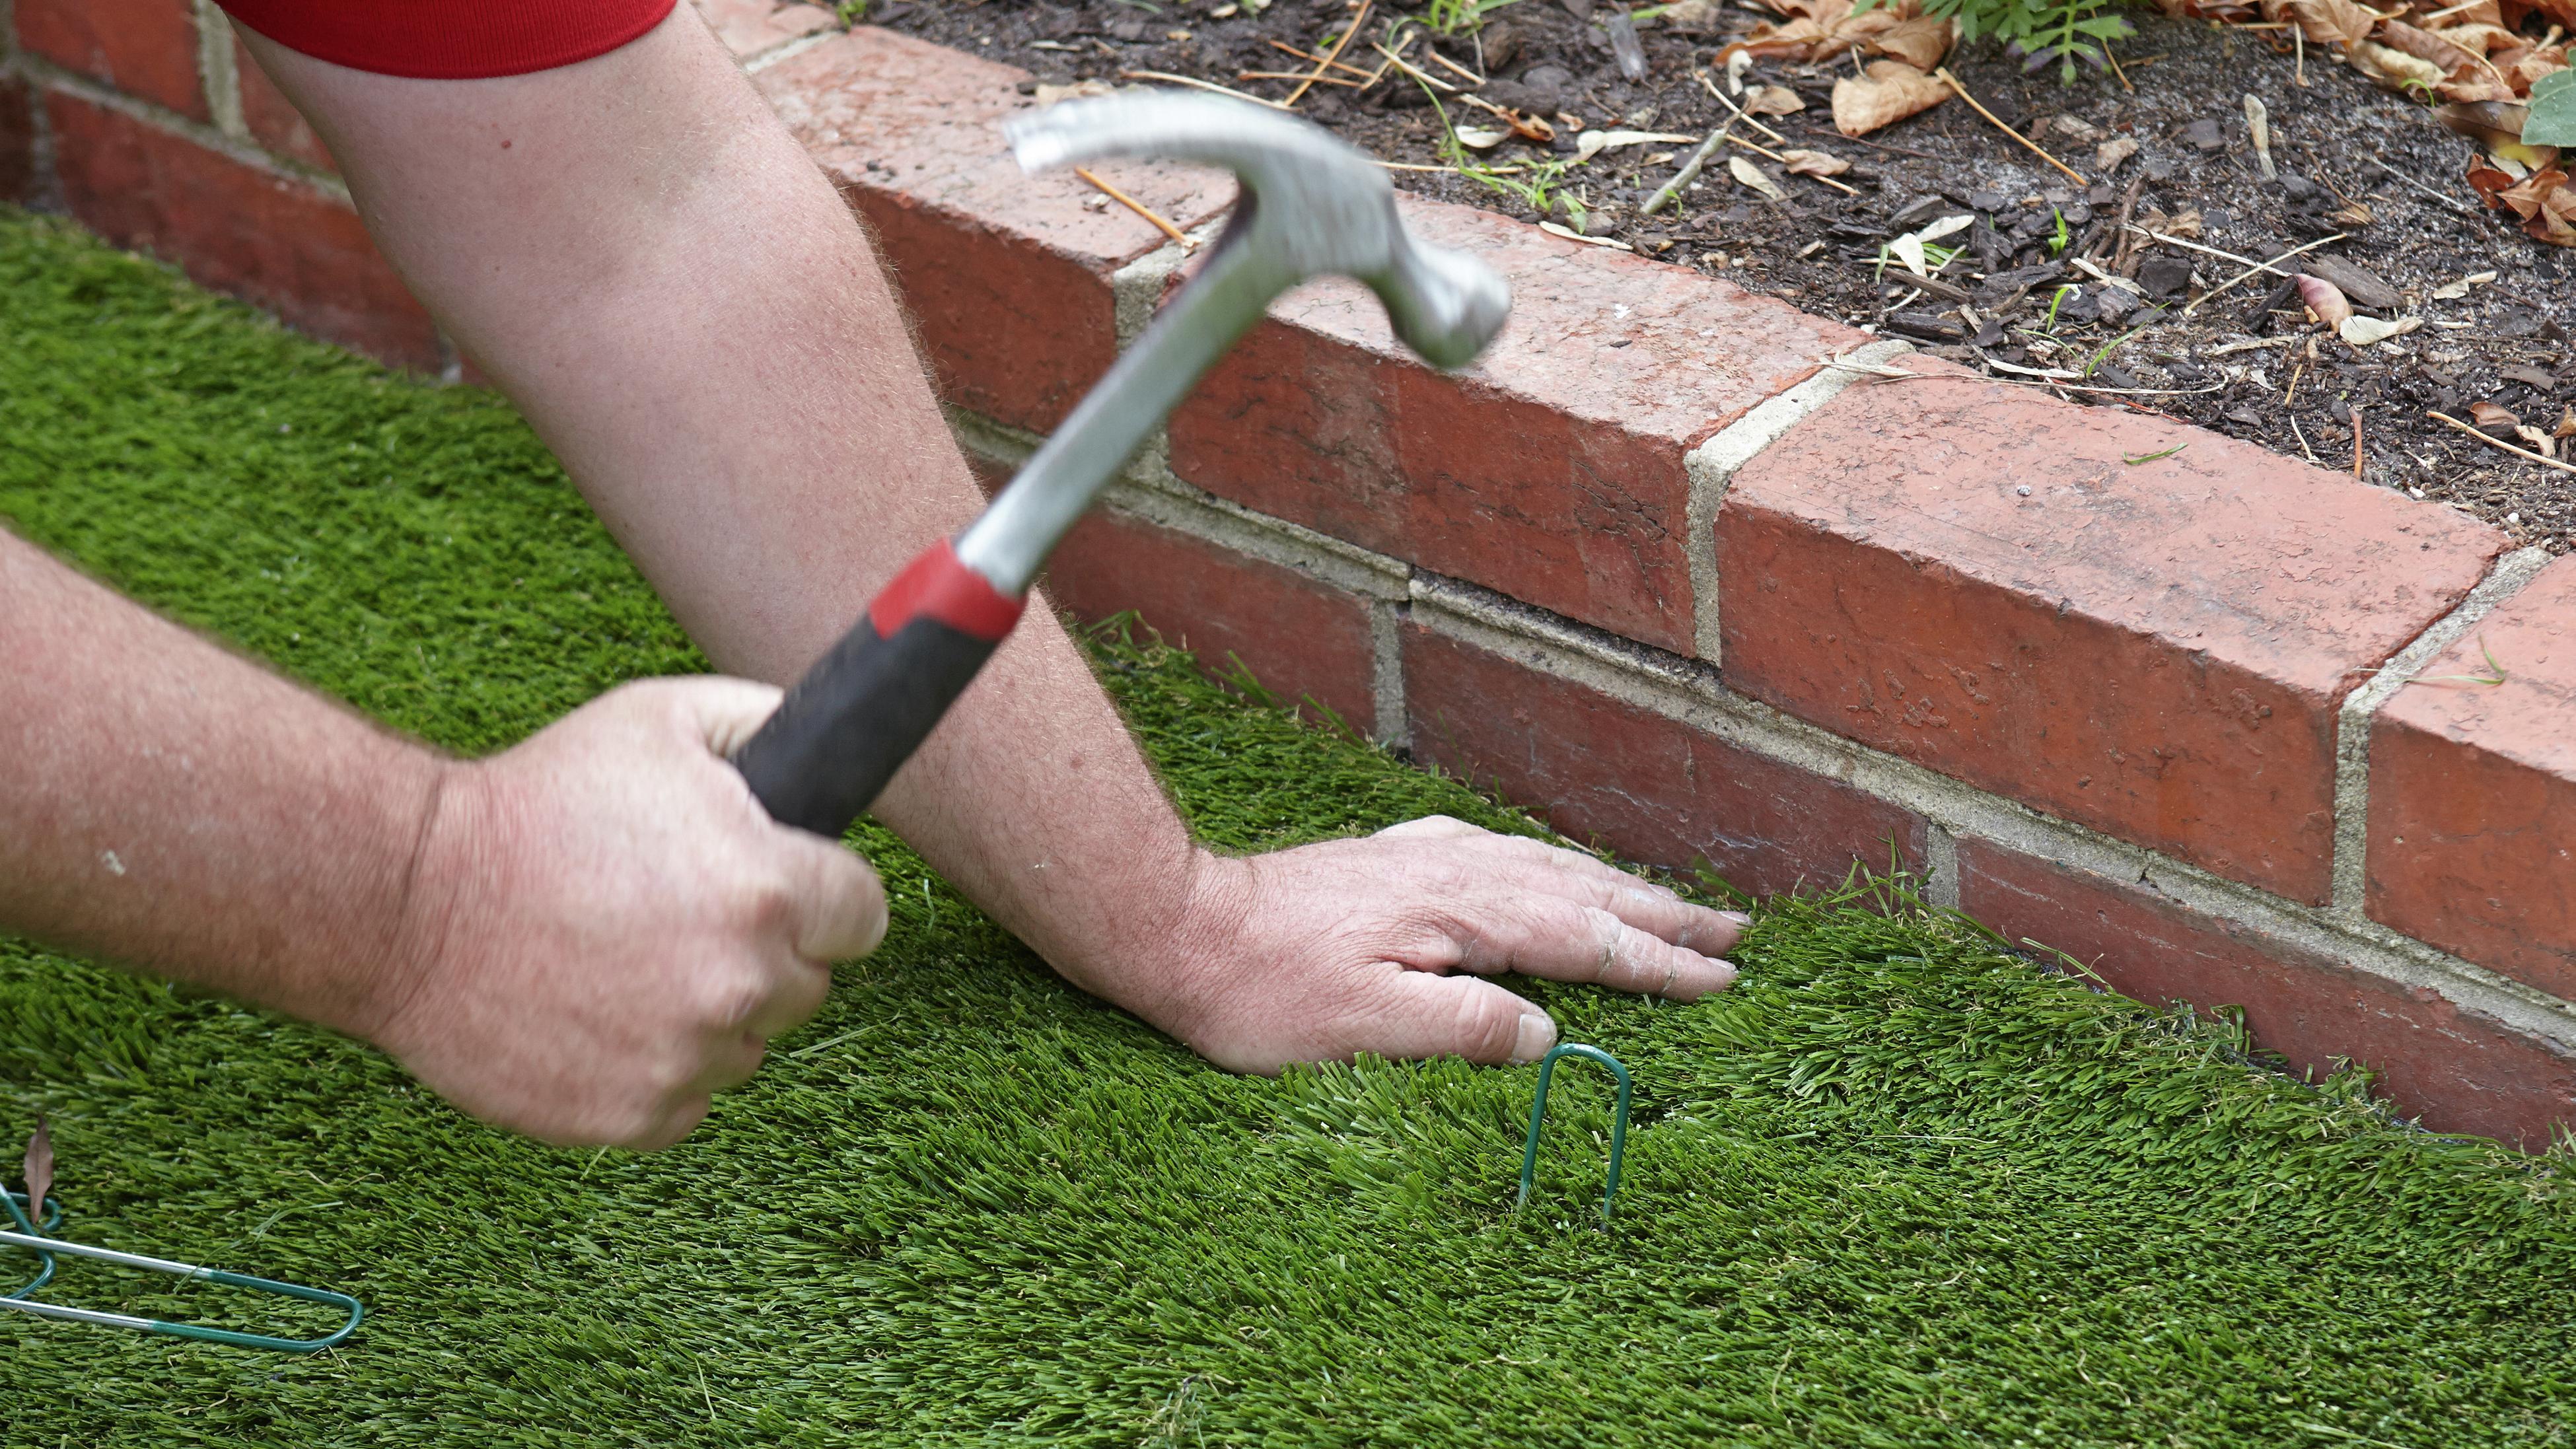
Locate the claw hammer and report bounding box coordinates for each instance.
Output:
[730,92,1513,836]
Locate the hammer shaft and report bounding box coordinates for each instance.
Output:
[729,223,1275,837]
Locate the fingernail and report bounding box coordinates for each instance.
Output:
[1721,911,1753,926]
[1511,1010,1559,1065]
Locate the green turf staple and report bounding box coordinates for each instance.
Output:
[1515,1043,1633,1222]
[2,1185,362,1353]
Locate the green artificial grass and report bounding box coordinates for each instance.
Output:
[1,207,2573,1447]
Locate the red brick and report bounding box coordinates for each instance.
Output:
[2369,555,2576,996]
[233,37,334,174]
[1959,837,2576,1147]
[1720,362,2505,904]
[1402,624,1927,897]
[755,29,1234,433]
[17,0,206,121]
[0,76,35,205]
[1169,204,1865,656]
[46,93,439,371]
[1044,509,1378,733]
[693,0,836,61]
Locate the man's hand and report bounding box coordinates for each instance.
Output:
[373,678,887,1149]
[1096,817,1748,1074]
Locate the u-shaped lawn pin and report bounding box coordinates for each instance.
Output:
[1515,1043,1633,1223]
[3,1185,363,1353]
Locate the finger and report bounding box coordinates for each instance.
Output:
[738,956,832,1041]
[689,1030,768,1096]
[661,674,790,759]
[1449,895,1737,1001]
[1374,814,1479,842]
[624,1095,711,1151]
[1331,970,1559,1067]
[773,833,889,962]
[1452,831,1750,955]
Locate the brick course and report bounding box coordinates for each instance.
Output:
[1046,507,1380,734]
[45,92,440,372]
[1403,624,1927,898]
[755,28,1233,434]
[1170,201,1864,656]
[1720,362,2505,903]
[2369,556,2576,997]
[1960,838,2576,1148]
[16,0,207,121]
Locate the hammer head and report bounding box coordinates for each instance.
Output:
[1006,92,1510,369]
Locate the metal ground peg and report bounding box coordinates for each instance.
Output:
[3,1186,363,1353]
[1515,1043,1633,1223]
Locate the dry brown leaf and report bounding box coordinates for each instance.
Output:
[1721,0,1920,63]
[2505,48,2570,90]
[1730,153,1790,201]
[2096,137,2141,172]
[2278,0,2379,48]
[1778,147,1853,176]
[2530,177,2576,243]
[1832,59,1949,137]
[2431,22,2525,56]
[22,1117,50,1219]
[2470,399,2522,432]
[2295,273,2355,326]
[1032,80,1116,106]
[2515,423,2558,456]
[2497,164,2570,219]
[1869,15,1958,70]
[2353,40,2451,88]
[2382,20,2487,77]
[2341,314,2423,345]
[2554,404,2576,438]
[1746,83,1809,115]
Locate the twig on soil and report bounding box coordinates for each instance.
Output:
[1699,73,1793,146]
[2352,405,2365,479]
[2427,410,2576,473]
[2182,233,2349,314]
[2287,410,2321,464]
[2285,361,2305,405]
[1075,168,1196,250]
[2363,156,2478,215]
[1731,135,1862,195]
[1641,123,1738,216]
[1265,38,1375,81]
[1422,49,1487,87]
[1239,70,1368,87]
[1285,0,1371,107]
[2106,44,2134,92]
[1933,67,2087,187]
[1121,71,1291,108]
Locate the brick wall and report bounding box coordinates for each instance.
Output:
[8,9,2575,1146]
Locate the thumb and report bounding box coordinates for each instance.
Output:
[663,675,789,759]
[1344,972,1559,1067]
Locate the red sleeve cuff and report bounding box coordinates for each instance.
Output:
[221,0,679,80]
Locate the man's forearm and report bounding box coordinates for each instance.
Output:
[236,10,1213,1005]
[0,529,439,1034]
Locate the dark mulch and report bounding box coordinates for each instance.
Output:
[872,0,2576,555]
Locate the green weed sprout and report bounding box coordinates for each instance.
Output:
[1422,0,1522,34]
[1864,0,2135,83]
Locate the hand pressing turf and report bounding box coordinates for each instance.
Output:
[372,678,888,1150]
[1118,815,1746,1073]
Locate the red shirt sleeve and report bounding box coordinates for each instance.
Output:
[221,0,679,80]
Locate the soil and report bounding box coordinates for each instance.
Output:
[875,0,2576,554]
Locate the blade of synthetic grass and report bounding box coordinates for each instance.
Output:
[1,207,2571,1448]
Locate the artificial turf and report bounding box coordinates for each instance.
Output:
[1,206,2572,1448]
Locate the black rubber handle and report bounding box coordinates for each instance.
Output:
[733,539,1024,838]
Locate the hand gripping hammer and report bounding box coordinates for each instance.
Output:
[730,92,1512,837]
